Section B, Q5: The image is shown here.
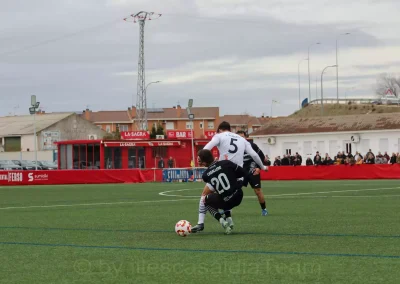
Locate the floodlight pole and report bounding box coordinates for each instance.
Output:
[33,110,37,170]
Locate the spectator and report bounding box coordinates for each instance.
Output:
[273,157,281,166]
[313,151,321,164]
[384,152,390,163]
[306,157,313,166]
[168,157,174,168]
[354,152,363,161]
[390,153,397,164]
[264,155,272,166]
[365,149,375,162]
[295,152,302,165]
[314,155,322,166]
[323,155,334,165]
[344,157,350,165]
[158,157,165,168]
[375,156,383,164]
[376,152,383,159]
[397,153,400,164]
[281,155,290,166]
[365,153,375,164]
[347,152,354,159]
[356,156,364,164]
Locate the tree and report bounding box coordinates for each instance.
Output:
[150,124,157,139]
[103,125,121,140]
[376,73,400,98]
[156,123,165,137]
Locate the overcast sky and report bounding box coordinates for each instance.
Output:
[1,0,399,117]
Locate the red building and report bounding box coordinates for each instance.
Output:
[57,130,218,170]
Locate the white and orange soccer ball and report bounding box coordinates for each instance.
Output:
[175,220,192,237]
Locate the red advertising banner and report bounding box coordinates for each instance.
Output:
[167,130,194,139]
[204,131,216,139]
[260,164,400,180]
[104,141,181,147]
[0,169,161,186]
[121,131,150,140]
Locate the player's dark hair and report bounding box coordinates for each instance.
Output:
[217,121,231,132]
[197,149,214,166]
[236,130,249,138]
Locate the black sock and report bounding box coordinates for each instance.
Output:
[260,202,266,210]
[224,210,231,218]
[214,212,222,221]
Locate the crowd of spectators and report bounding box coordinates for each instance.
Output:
[270,149,400,166]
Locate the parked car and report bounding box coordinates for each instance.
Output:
[381,94,400,105]
[12,160,42,170]
[36,161,58,170]
[0,160,23,170]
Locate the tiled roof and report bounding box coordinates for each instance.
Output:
[220,115,261,126]
[0,113,73,136]
[148,107,218,120]
[251,113,400,136]
[83,111,131,122]
[83,107,219,122]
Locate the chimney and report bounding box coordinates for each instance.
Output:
[130,106,136,119]
[177,105,181,118]
[84,108,91,120]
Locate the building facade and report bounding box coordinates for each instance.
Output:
[0,112,105,161]
[251,113,400,163]
[82,106,220,139]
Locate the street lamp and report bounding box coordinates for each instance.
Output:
[298,58,308,109]
[321,65,337,116]
[142,81,161,130]
[29,95,40,170]
[336,33,351,103]
[187,100,195,176]
[308,42,321,102]
[270,99,278,117]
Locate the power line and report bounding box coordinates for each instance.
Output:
[0,18,121,58]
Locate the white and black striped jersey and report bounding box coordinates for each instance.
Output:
[203,131,266,169]
[202,160,245,197]
[243,140,266,171]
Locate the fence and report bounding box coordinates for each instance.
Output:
[0,151,55,162]
[162,167,206,182]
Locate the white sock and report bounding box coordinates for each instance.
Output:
[198,196,206,224]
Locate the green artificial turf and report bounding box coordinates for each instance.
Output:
[0,180,399,283]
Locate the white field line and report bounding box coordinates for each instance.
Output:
[158,187,400,198]
[2,187,400,211]
[0,198,198,211]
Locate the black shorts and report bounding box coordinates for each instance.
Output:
[248,173,261,189]
[243,168,262,189]
[204,189,243,211]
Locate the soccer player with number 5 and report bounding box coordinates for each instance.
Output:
[191,121,268,233]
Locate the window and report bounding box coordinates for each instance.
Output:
[105,125,111,133]
[304,141,313,156]
[97,125,102,129]
[119,125,128,132]
[152,147,167,158]
[166,122,174,130]
[207,121,214,129]
[345,143,352,154]
[186,122,193,129]
[199,122,204,129]
[317,141,325,153]
[329,140,337,157]
[4,137,21,152]
[286,149,292,155]
[379,138,389,152]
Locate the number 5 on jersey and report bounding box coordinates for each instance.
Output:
[229,138,238,154]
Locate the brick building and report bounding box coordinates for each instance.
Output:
[82,106,220,139]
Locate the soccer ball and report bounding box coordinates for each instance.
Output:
[175,220,192,237]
